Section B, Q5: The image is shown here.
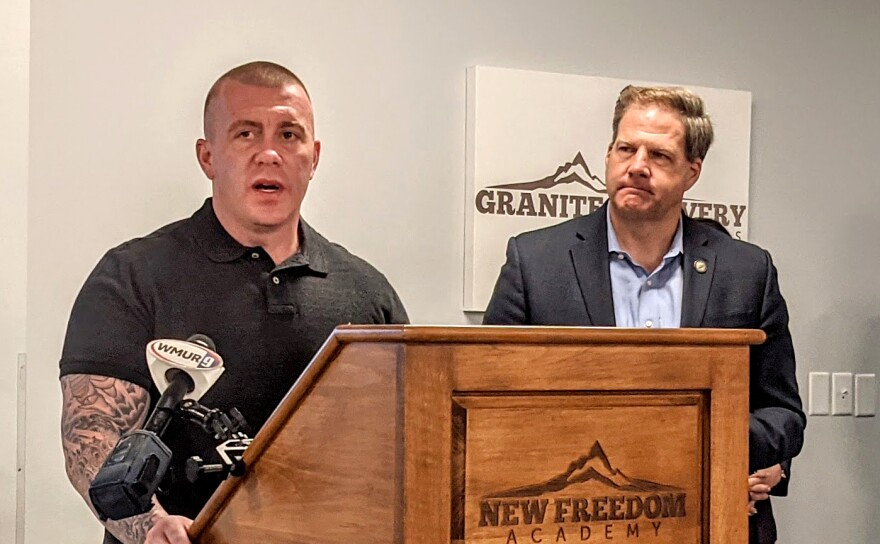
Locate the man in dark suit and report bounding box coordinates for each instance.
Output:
[483,85,804,543]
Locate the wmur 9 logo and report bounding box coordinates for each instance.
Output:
[197,354,217,369]
[148,339,223,371]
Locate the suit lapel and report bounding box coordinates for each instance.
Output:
[681,217,717,327]
[570,205,616,326]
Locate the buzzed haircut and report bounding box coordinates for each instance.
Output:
[203,61,310,136]
[610,85,714,162]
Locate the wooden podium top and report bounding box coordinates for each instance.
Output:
[319,324,766,346]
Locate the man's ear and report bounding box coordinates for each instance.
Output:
[684,158,702,191]
[310,139,322,179]
[605,141,617,165]
[196,139,214,179]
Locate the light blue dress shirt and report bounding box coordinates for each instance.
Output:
[607,210,683,328]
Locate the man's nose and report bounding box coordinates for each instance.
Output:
[628,147,650,177]
[254,139,282,166]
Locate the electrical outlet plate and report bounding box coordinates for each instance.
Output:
[855,374,876,417]
[832,372,854,416]
[808,372,830,416]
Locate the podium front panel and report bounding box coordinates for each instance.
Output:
[453,394,705,544]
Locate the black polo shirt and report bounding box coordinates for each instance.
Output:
[60,198,408,528]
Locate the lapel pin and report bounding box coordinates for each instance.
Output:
[693,259,708,274]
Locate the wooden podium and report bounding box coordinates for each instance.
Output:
[189,325,763,544]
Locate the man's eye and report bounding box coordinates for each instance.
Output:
[281,131,296,140]
[238,130,253,138]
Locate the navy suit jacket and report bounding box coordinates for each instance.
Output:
[483,204,805,543]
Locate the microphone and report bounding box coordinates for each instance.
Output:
[89,334,225,521]
[144,335,225,435]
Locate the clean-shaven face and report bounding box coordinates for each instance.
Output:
[197,80,321,235]
[605,104,701,223]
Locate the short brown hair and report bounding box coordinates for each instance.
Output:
[610,85,714,162]
[203,61,310,136]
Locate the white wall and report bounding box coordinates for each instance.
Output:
[0,0,29,542]
[24,1,880,543]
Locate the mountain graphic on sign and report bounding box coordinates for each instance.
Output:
[489,152,607,193]
[485,441,683,498]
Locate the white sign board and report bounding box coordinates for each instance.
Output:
[464,66,752,311]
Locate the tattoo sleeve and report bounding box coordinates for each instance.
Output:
[61,374,161,544]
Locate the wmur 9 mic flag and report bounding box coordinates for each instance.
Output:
[146,337,225,400]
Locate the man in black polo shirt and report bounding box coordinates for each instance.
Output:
[59,61,408,544]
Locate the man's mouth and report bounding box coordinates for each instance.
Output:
[620,185,652,195]
[253,181,282,192]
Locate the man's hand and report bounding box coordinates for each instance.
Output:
[747,463,786,515]
[145,514,193,544]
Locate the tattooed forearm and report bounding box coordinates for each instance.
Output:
[61,374,149,489]
[106,512,154,544]
[61,374,158,544]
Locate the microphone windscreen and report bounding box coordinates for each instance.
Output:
[186,334,216,351]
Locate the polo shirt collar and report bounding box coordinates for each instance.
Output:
[278,219,328,275]
[190,198,328,274]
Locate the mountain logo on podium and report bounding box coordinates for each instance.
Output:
[486,441,682,498]
[475,441,689,537]
[488,152,607,194]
